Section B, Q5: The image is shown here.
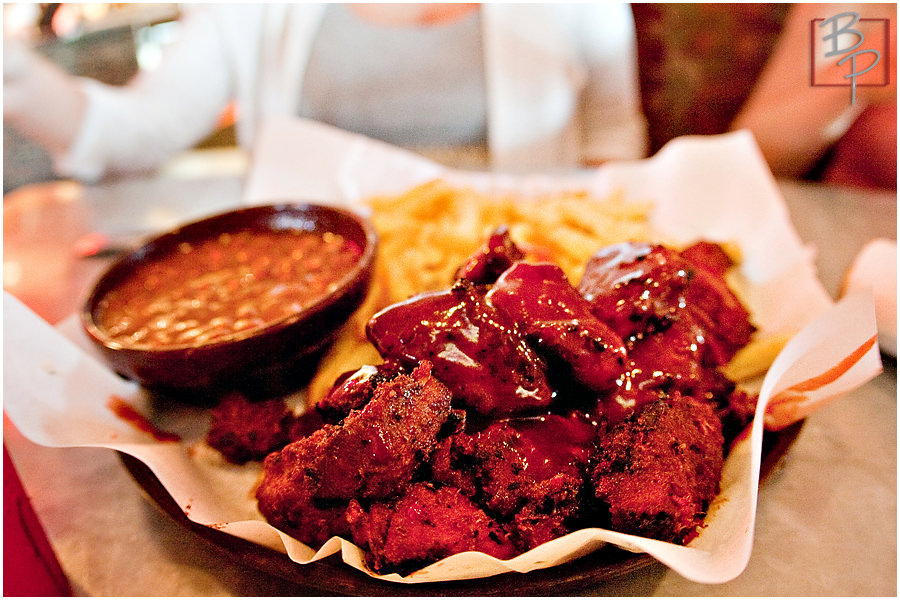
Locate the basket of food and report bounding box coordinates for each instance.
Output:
[3,126,882,592]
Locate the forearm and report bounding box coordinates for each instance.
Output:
[5,6,234,181]
[730,3,896,177]
[3,38,87,158]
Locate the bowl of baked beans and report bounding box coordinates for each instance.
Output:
[81,203,377,398]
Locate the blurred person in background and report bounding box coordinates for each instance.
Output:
[6,3,895,192]
[730,3,896,190]
[3,3,648,182]
[630,2,895,191]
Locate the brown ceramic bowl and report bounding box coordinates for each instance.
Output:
[81,203,377,399]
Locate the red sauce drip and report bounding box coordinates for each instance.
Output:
[107,395,181,442]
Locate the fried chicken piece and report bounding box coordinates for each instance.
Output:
[614,322,759,443]
[578,241,757,430]
[716,388,758,448]
[679,240,736,277]
[431,414,596,551]
[591,395,724,544]
[366,280,554,417]
[206,392,293,464]
[346,483,517,575]
[579,241,755,368]
[454,226,525,285]
[597,314,744,424]
[314,360,405,424]
[486,262,627,394]
[255,361,453,545]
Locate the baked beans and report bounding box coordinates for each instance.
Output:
[96,230,362,348]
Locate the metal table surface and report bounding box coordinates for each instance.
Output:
[3,168,896,596]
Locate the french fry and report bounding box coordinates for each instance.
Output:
[720,333,792,383]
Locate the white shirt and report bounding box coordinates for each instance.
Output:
[300,4,488,150]
[52,4,647,179]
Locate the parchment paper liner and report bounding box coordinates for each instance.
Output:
[3,127,883,584]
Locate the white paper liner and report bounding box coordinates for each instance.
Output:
[3,126,883,584]
[843,238,897,356]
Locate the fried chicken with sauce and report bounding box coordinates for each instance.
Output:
[255,361,453,545]
[366,280,554,417]
[578,241,757,432]
[486,261,627,394]
[430,414,596,551]
[579,241,755,368]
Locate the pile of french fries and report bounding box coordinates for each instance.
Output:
[306,179,782,404]
[367,179,655,305]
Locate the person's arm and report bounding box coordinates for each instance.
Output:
[3,37,87,158]
[730,3,896,178]
[4,6,235,182]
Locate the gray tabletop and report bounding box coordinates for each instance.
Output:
[3,171,896,596]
